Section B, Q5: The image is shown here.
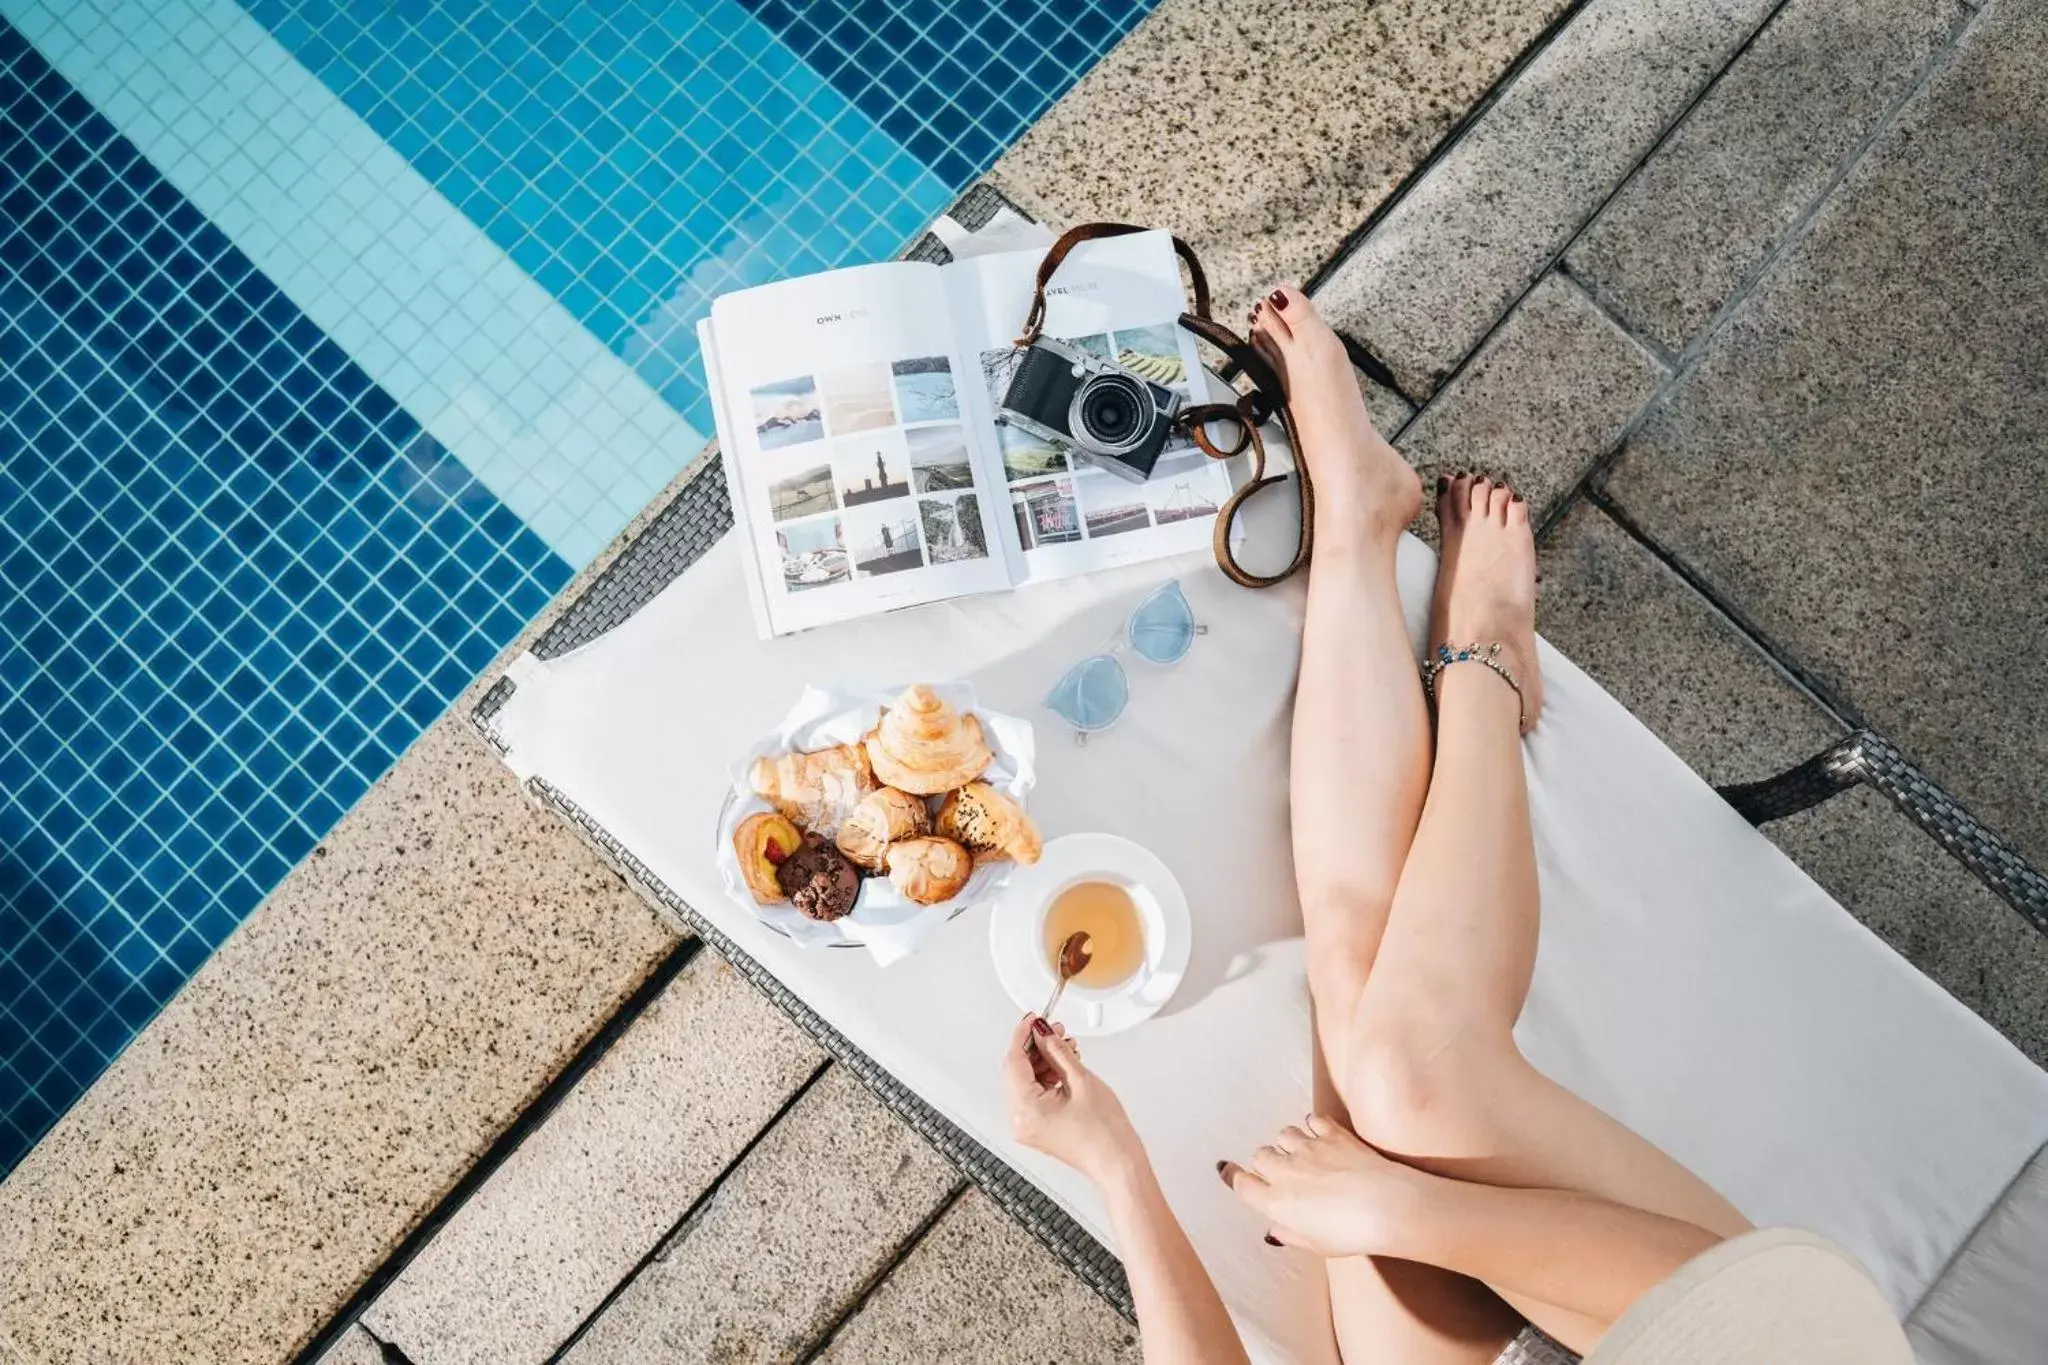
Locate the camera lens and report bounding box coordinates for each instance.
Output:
[1069,372,1154,457]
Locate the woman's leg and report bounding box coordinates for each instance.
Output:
[1330,476,1747,1351]
[1254,289,1521,1364]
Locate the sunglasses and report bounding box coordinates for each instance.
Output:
[1044,581,1206,737]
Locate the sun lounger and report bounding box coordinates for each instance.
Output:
[475,192,2048,1365]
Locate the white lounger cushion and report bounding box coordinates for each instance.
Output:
[495,525,2048,1363]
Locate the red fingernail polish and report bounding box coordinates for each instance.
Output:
[1264,1234,1283,1247]
[1267,289,1288,310]
[1031,1017,1052,1036]
[1216,1160,1229,1178]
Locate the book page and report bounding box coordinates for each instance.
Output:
[707,263,1012,637]
[944,232,1239,584]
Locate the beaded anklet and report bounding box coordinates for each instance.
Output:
[1421,641,1526,729]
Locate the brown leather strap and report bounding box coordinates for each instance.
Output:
[1203,400,1315,589]
[1172,312,1313,588]
[1012,221,1310,588]
[1014,222,1211,346]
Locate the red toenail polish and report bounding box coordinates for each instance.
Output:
[1031,1017,1051,1036]
[1436,475,1448,490]
[1267,289,1288,310]
[1264,1234,1283,1247]
[1216,1160,1230,1179]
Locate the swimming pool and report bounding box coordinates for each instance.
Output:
[0,0,1157,1176]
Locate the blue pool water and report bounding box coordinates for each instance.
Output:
[0,0,1158,1176]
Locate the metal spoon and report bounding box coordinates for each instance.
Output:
[1038,931,1093,1024]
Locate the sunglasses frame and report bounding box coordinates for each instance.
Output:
[1045,580,1207,739]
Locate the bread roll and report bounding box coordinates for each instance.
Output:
[936,782,1041,865]
[835,787,930,871]
[885,836,973,905]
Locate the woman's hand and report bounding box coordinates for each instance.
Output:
[1219,1113,1424,1259]
[1004,1015,1141,1184]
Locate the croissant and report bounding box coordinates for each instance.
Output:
[865,685,994,795]
[886,836,974,905]
[835,787,931,871]
[936,782,1041,865]
[749,743,876,838]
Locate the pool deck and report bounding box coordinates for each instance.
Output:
[7,0,2048,1360]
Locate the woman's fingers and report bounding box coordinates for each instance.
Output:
[1249,1142,1291,1177]
[1032,1027,1085,1084]
[1272,1125,1311,1153]
[1216,1158,1266,1195]
[1003,1017,1043,1090]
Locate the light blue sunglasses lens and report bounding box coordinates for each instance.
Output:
[1045,655,1130,732]
[1126,581,1198,665]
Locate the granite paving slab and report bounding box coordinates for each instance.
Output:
[1536,502,1842,782]
[1316,0,1781,397]
[990,0,1573,327]
[1566,0,1968,354]
[312,1326,387,1365]
[562,1065,961,1365]
[1538,502,2048,1068]
[815,1189,1142,1365]
[361,951,824,1365]
[1396,273,1667,529]
[0,709,677,1365]
[1599,0,2048,867]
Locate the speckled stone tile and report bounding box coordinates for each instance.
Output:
[0,454,712,1365]
[1567,0,1967,353]
[563,1065,961,1365]
[0,707,676,1365]
[1397,273,1666,531]
[1317,0,1781,397]
[1536,502,1842,783]
[362,951,823,1365]
[1600,0,2048,868]
[989,0,1573,328]
[1538,502,2048,1068]
[815,1189,1141,1365]
[312,1325,389,1365]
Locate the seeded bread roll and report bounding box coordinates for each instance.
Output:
[936,782,1041,865]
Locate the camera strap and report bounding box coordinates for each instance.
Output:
[1014,221,1313,589]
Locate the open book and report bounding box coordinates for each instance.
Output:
[699,230,1238,638]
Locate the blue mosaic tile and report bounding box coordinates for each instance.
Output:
[741,0,1160,188]
[0,23,571,1178]
[242,0,958,435]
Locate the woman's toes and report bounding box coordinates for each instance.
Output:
[1508,494,1531,527]
[1257,287,1295,341]
[1467,476,1494,518]
[1488,482,1513,522]
[1439,473,1469,526]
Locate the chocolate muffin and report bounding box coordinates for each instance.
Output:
[775,832,861,921]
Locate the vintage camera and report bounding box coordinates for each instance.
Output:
[999,336,1182,482]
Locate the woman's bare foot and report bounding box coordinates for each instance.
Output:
[1248,285,1419,549]
[1220,1114,1428,1259]
[1431,474,1544,730]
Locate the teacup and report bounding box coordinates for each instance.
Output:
[990,833,1191,1037]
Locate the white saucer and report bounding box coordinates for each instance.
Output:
[988,833,1191,1037]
